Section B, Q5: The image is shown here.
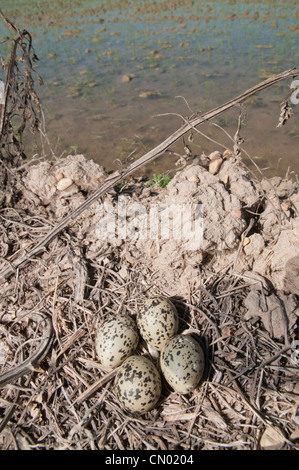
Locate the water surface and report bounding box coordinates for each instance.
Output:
[0,0,298,178]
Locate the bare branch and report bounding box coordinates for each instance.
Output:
[0,10,43,167]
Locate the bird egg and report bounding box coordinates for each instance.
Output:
[137,296,178,351]
[160,334,205,394]
[115,355,162,412]
[95,315,139,369]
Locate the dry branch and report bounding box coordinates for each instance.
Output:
[0,9,43,166]
[0,67,298,282]
[0,312,53,388]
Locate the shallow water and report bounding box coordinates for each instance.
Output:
[0,0,298,178]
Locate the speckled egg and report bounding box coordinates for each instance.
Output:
[160,334,205,394]
[115,355,162,412]
[95,316,139,369]
[137,296,178,351]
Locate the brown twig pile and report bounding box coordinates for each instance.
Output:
[0,189,298,450]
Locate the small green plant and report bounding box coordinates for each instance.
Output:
[114,182,126,193]
[69,145,78,154]
[148,173,171,188]
[288,125,299,138]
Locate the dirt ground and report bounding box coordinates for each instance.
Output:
[0,150,298,450]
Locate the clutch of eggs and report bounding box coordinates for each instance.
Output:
[95,297,206,412]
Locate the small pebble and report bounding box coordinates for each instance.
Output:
[121,73,136,83]
[232,208,242,219]
[187,174,199,183]
[223,149,233,159]
[242,237,250,247]
[208,151,222,160]
[57,177,74,191]
[56,172,64,182]
[220,174,230,186]
[209,157,223,175]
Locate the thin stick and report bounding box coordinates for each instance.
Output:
[74,368,118,404]
[0,37,18,137]
[0,312,53,387]
[0,68,298,281]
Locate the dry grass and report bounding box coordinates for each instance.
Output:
[0,196,298,450]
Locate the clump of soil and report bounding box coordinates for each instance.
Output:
[0,152,298,450]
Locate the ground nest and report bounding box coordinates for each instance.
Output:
[0,152,298,450]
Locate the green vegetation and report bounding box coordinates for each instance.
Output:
[148,173,171,188]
